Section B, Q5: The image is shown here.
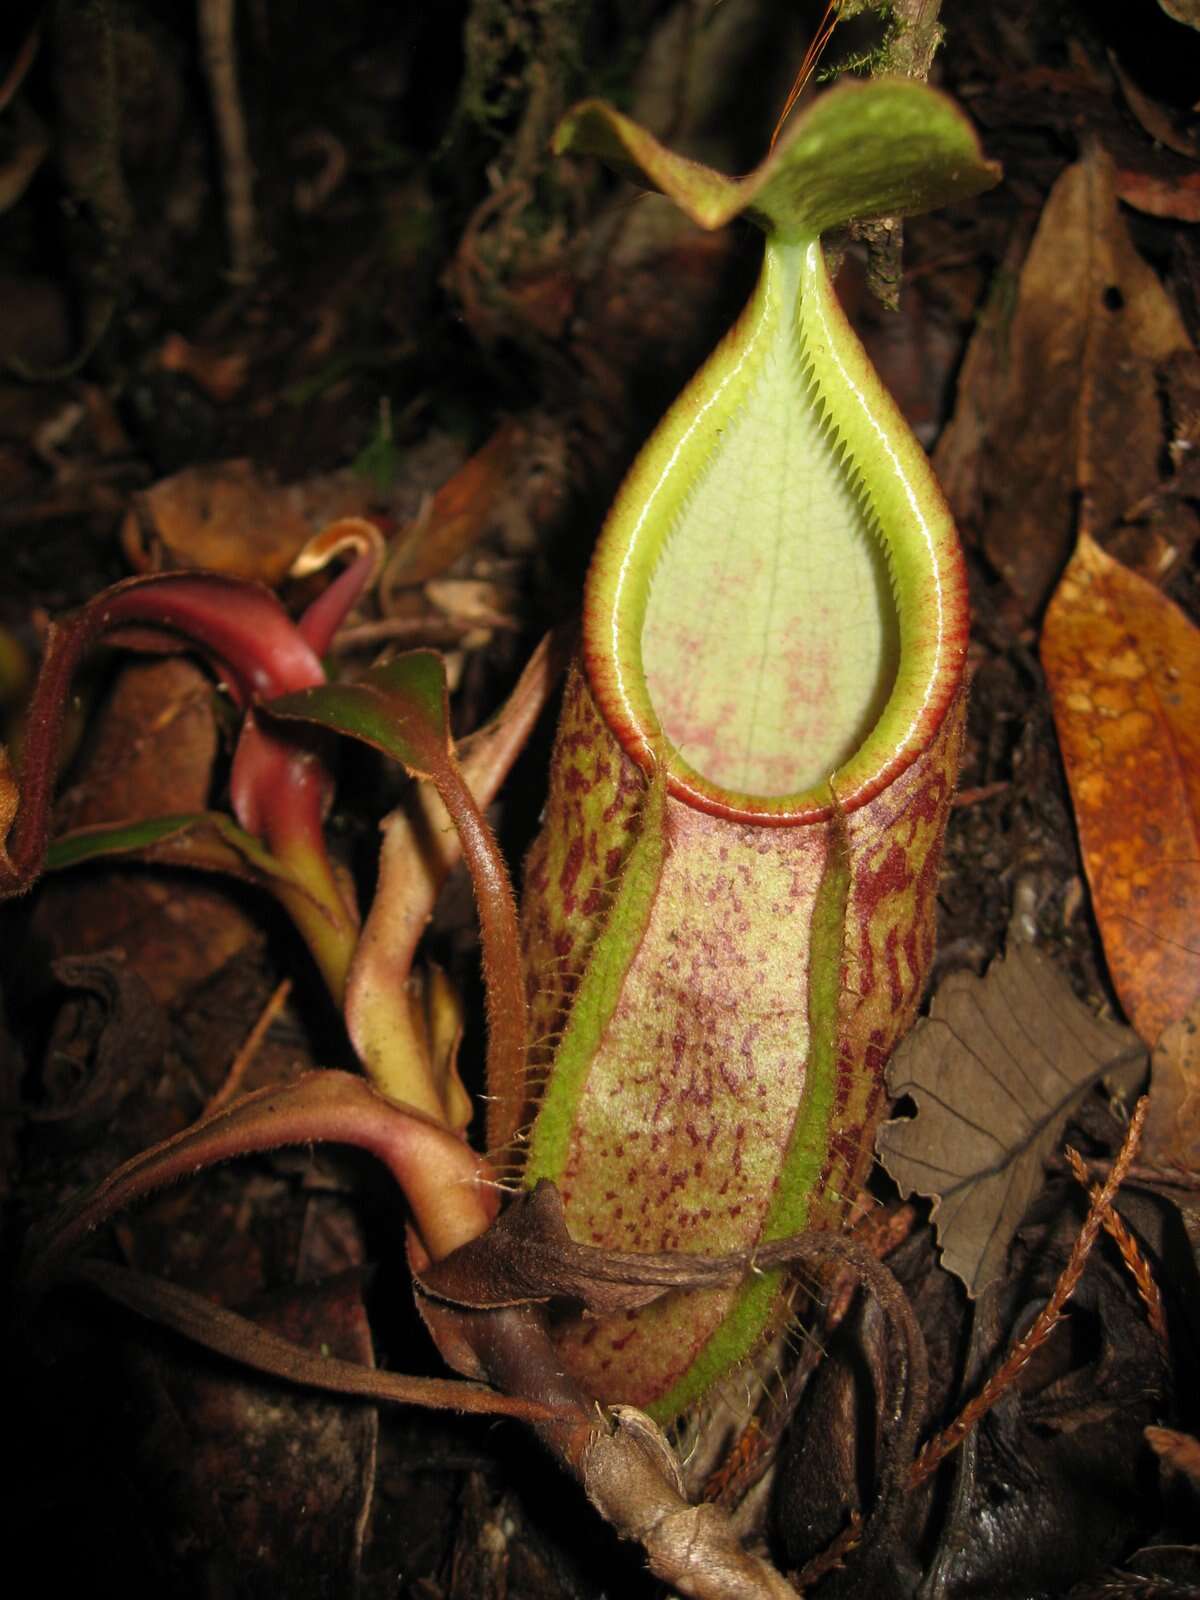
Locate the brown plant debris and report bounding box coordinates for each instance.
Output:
[877,940,1145,1297]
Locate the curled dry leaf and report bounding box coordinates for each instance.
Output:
[35,954,167,1133]
[877,941,1145,1297]
[1115,167,1200,225]
[1041,533,1200,1046]
[121,460,380,584]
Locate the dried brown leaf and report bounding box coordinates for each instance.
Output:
[54,657,216,833]
[1145,1425,1200,1489]
[121,1271,378,1594]
[876,941,1145,1297]
[121,460,378,584]
[36,657,260,1006]
[935,145,1192,616]
[381,419,525,595]
[33,872,262,1009]
[35,954,167,1134]
[1144,1000,1200,1171]
[1158,0,1200,28]
[1116,166,1200,224]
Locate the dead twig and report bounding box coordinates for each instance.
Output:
[792,1509,863,1593]
[203,977,292,1116]
[1065,1143,1171,1366]
[198,0,264,282]
[910,1097,1149,1488]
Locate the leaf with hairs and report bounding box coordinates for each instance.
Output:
[47,810,316,895]
[23,1070,496,1298]
[68,1260,573,1426]
[267,653,527,1154]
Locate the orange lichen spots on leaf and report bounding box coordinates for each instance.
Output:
[1041,532,1200,1045]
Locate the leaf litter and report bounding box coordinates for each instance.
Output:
[877,938,1145,1297]
[934,142,1199,617]
[1042,533,1200,1046]
[7,6,1200,1598]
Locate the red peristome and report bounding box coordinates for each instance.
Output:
[580,549,968,828]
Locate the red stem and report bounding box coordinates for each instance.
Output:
[25,1071,498,1299]
[433,754,528,1156]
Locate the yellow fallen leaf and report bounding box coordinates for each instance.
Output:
[1041,533,1200,1044]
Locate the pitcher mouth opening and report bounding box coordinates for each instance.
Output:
[581,254,966,828]
[553,85,994,834]
[583,542,962,827]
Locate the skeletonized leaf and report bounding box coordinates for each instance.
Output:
[876,941,1145,1297]
[1041,533,1200,1046]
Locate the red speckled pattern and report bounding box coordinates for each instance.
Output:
[520,667,966,1409]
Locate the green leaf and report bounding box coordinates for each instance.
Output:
[46,810,300,885]
[269,651,450,779]
[555,78,999,242]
